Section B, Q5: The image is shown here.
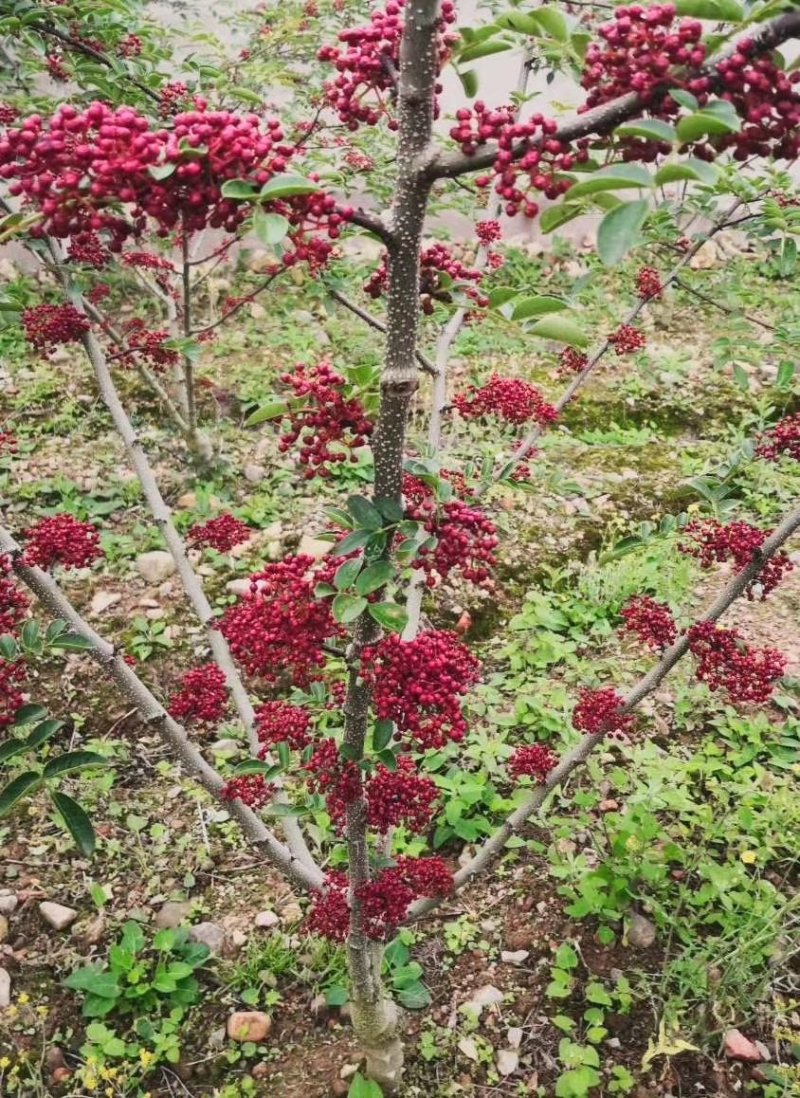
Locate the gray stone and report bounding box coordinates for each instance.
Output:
[226,578,252,597]
[154,901,193,929]
[500,950,529,966]
[497,1049,519,1076]
[227,1010,271,1043]
[297,534,332,561]
[0,891,17,917]
[627,912,656,949]
[254,910,280,930]
[244,464,265,483]
[0,967,10,1009]
[89,590,121,615]
[39,901,78,931]
[280,902,303,924]
[0,915,7,943]
[135,551,176,584]
[188,921,225,954]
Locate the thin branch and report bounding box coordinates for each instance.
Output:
[181,227,197,433]
[407,495,800,923]
[674,277,776,332]
[0,527,323,892]
[328,288,438,377]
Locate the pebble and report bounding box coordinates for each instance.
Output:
[297,534,332,561]
[227,1011,272,1043]
[154,900,193,929]
[0,891,17,916]
[244,464,266,483]
[724,1029,763,1062]
[465,984,504,1013]
[500,950,529,966]
[497,1049,519,1076]
[280,902,303,924]
[627,912,656,949]
[0,915,7,943]
[80,915,106,947]
[226,578,251,597]
[211,739,240,755]
[39,901,78,931]
[254,910,280,930]
[188,921,225,954]
[507,1027,523,1049]
[0,967,10,1008]
[135,551,176,584]
[89,590,121,615]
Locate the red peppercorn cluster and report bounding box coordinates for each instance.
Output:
[118,34,143,58]
[364,243,487,313]
[119,319,179,371]
[756,413,800,463]
[0,659,26,731]
[122,251,175,272]
[159,82,191,117]
[46,53,69,82]
[220,773,272,809]
[220,555,340,686]
[402,475,498,587]
[475,219,502,247]
[168,663,228,725]
[23,514,103,570]
[687,622,785,703]
[620,595,677,649]
[86,284,111,304]
[255,700,312,752]
[188,514,252,553]
[572,686,634,737]
[0,554,29,634]
[67,232,111,268]
[303,737,362,829]
[609,324,646,355]
[454,374,558,427]
[0,105,18,126]
[509,743,559,782]
[21,303,90,350]
[318,0,457,130]
[362,630,481,749]
[636,267,663,299]
[557,347,589,378]
[711,40,800,162]
[581,5,706,110]
[680,519,793,600]
[365,756,439,834]
[307,870,350,941]
[0,431,17,454]
[451,101,588,218]
[276,361,373,478]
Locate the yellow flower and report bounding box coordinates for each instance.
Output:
[0,1056,10,1069]
[105,1088,114,1097]
[5,1005,17,1019]
[740,850,757,865]
[139,1049,154,1069]
[36,1005,49,1017]
[16,993,29,1005]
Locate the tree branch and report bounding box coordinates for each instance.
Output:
[407,495,800,923]
[327,287,438,376]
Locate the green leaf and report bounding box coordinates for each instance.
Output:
[732,362,750,391]
[615,119,677,143]
[675,0,744,19]
[51,790,96,856]
[676,110,740,144]
[346,495,384,531]
[511,296,568,321]
[355,561,394,596]
[458,68,478,98]
[529,7,569,40]
[540,203,584,235]
[332,593,368,624]
[776,360,795,389]
[528,315,588,348]
[334,557,363,591]
[50,632,95,652]
[372,720,395,752]
[220,179,258,200]
[459,39,512,63]
[373,496,405,523]
[64,965,120,998]
[26,718,65,749]
[488,287,518,309]
[253,209,289,246]
[326,985,349,1006]
[331,530,373,558]
[368,602,409,633]
[245,400,288,426]
[669,89,699,111]
[148,163,176,181]
[232,759,277,776]
[397,981,432,1009]
[0,738,27,765]
[655,158,719,185]
[348,1074,384,1098]
[555,943,579,969]
[566,164,653,200]
[0,634,18,661]
[597,199,649,267]
[12,703,47,727]
[43,751,108,779]
[0,770,41,817]
[259,173,321,201]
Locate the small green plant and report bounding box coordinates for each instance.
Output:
[127,616,173,662]
[65,921,210,1019]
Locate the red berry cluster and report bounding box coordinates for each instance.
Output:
[0,105,18,126]
[680,519,793,600]
[711,41,800,162]
[454,375,558,427]
[308,856,454,942]
[402,475,498,588]
[364,243,487,313]
[557,347,589,378]
[118,34,143,58]
[318,0,457,130]
[362,630,481,749]
[67,232,111,268]
[620,595,677,649]
[636,267,663,299]
[276,362,373,478]
[46,53,69,82]
[188,514,252,553]
[122,251,175,272]
[303,738,362,829]
[687,622,785,703]
[255,700,312,752]
[21,303,90,350]
[756,413,800,463]
[118,319,179,371]
[0,659,26,731]
[0,555,28,634]
[23,514,102,570]
[572,686,634,738]
[451,102,588,218]
[509,743,559,782]
[159,82,191,117]
[475,219,502,247]
[86,284,111,304]
[609,324,647,355]
[168,663,228,725]
[0,431,17,454]
[220,555,340,686]
[581,5,706,110]
[365,756,439,834]
[220,773,272,809]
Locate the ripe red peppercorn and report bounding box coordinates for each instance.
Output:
[0,554,28,635]
[365,756,439,834]
[22,304,90,350]
[509,743,559,782]
[680,519,793,599]
[636,267,663,299]
[188,514,252,553]
[168,664,228,725]
[687,622,785,703]
[454,374,558,427]
[609,324,646,355]
[220,774,272,809]
[620,596,678,649]
[756,413,800,463]
[255,700,313,752]
[572,686,634,738]
[23,514,103,571]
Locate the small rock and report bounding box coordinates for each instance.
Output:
[458,1036,480,1062]
[51,1067,72,1085]
[497,1049,519,1076]
[227,578,252,597]
[136,551,176,584]
[466,984,504,1013]
[39,901,78,931]
[501,949,529,966]
[154,900,193,929]
[507,1027,523,1049]
[254,910,280,930]
[177,492,197,509]
[244,464,265,484]
[46,1047,67,1072]
[211,739,239,755]
[89,590,121,615]
[227,1010,272,1043]
[339,1063,358,1080]
[0,915,7,943]
[188,921,225,954]
[280,902,303,924]
[248,302,267,320]
[251,1062,269,1079]
[724,1029,763,1062]
[599,799,619,813]
[0,891,17,916]
[229,929,247,952]
[297,534,332,561]
[755,1041,771,1062]
[606,1037,622,1050]
[80,915,106,946]
[627,912,656,949]
[0,967,10,1008]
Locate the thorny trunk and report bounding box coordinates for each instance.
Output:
[344,0,442,1086]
